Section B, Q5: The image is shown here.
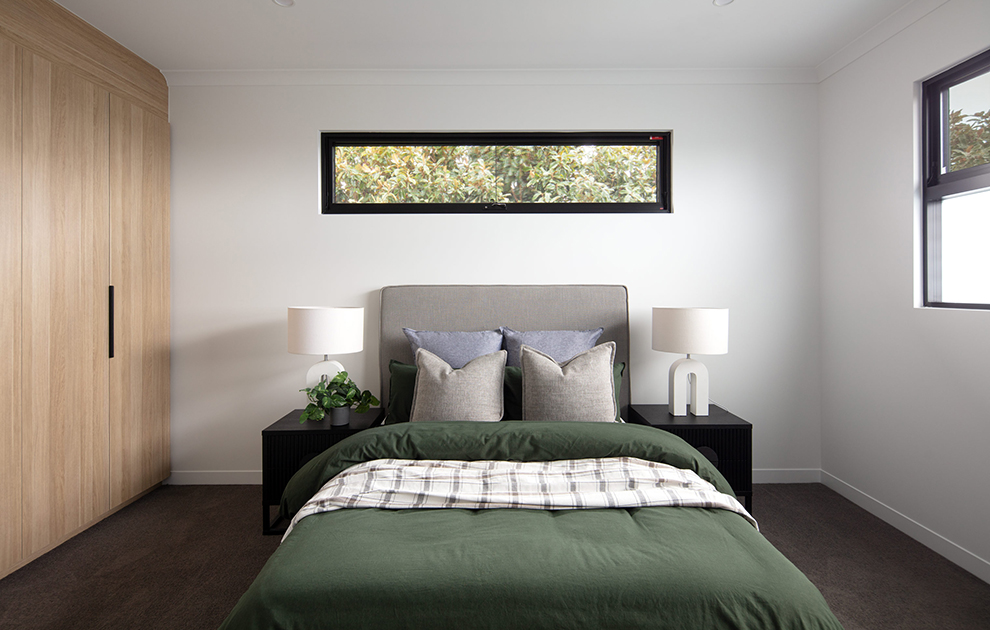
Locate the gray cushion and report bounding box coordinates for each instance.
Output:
[379,285,631,416]
[501,326,604,368]
[403,328,504,369]
[521,342,617,423]
[410,349,506,423]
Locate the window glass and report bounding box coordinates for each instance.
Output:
[947,72,990,173]
[334,145,657,205]
[335,146,499,204]
[939,188,990,304]
[922,48,990,309]
[495,146,657,204]
[322,132,670,214]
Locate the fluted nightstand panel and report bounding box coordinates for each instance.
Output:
[262,409,381,534]
[628,404,752,512]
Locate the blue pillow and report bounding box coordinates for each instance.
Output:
[402,328,504,369]
[500,326,604,368]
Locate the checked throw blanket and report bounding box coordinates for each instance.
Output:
[285,457,757,538]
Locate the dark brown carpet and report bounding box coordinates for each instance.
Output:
[0,486,279,630]
[757,484,990,630]
[0,483,987,630]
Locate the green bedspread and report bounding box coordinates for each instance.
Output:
[220,421,843,630]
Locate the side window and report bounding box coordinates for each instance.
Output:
[922,49,990,308]
[321,132,671,214]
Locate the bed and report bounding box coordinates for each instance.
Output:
[219,285,843,630]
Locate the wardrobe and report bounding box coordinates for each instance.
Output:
[0,0,170,580]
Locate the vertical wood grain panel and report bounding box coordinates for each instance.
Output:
[109,94,170,506]
[21,50,110,555]
[0,35,23,577]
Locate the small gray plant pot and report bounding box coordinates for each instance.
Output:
[330,407,350,427]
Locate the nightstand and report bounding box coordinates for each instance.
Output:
[628,404,752,512]
[262,408,383,534]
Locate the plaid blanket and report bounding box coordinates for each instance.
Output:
[285,457,756,538]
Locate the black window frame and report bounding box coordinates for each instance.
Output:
[321,131,671,214]
[921,48,990,309]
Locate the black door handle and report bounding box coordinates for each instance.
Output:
[109,285,114,358]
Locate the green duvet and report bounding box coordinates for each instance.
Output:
[220,421,843,630]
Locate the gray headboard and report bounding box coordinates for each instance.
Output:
[379,284,630,415]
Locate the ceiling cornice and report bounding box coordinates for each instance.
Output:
[816,0,950,82]
[164,67,819,88]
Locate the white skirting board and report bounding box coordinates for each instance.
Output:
[821,471,990,586]
[165,471,262,485]
[753,468,822,484]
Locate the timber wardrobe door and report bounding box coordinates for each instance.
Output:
[0,0,169,580]
[109,94,171,507]
[20,50,111,556]
[0,35,22,574]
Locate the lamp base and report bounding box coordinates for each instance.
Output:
[668,357,710,416]
[305,359,345,389]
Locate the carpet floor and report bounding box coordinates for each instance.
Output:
[0,483,987,629]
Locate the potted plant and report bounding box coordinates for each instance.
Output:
[299,371,379,426]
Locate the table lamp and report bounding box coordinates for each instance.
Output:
[652,307,728,416]
[288,306,364,388]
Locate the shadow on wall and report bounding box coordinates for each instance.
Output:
[170,318,302,464]
[173,303,382,417]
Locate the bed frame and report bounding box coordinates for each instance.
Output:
[379,284,631,417]
[222,287,845,630]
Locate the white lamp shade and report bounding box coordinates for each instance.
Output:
[287,307,364,356]
[652,307,728,355]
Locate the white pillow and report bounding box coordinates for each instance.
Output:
[410,349,506,423]
[521,342,617,423]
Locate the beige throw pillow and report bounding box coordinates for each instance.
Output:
[409,348,506,423]
[521,342,617,422]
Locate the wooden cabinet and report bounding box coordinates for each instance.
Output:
[0,0,170,579]
[109,94,171,508]
[21,49,112,556]
[0,34,23,577]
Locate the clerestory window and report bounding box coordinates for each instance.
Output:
[321,131,671,214]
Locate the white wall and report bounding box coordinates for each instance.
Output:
[819,0,990,582]
[167,74,822,484]
[161,0,990,587]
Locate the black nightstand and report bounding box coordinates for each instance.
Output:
[262,408,383,534]
[628,404,752,512]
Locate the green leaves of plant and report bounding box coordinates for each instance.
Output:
[334,145,657,205]
[300,405,325,422]
[949,108,990,172]
[298,371,381,423]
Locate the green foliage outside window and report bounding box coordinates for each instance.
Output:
[334,145,657,205]
[949,109,990,172]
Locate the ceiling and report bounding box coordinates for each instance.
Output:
[53,0,922,74]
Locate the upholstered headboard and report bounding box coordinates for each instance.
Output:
[379,284,631,416]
